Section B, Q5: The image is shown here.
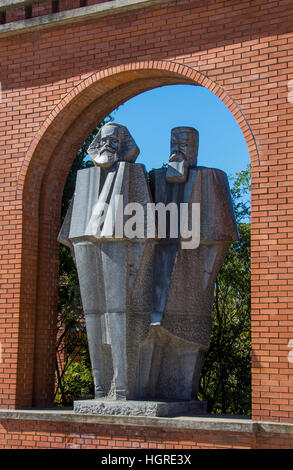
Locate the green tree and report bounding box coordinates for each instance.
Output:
[198,165,251,415]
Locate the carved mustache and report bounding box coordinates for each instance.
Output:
[100,146,116,154]
[169,151,185,162]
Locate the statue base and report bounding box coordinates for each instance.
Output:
[73,399,207,417]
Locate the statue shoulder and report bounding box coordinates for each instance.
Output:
[193,166,228,179]
[149,168,167,203]
[76,165,100,176]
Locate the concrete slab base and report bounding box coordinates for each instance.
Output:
[73,399,207,417]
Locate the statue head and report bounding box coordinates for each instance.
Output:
[88,122,140,169]
[166,127,199,183]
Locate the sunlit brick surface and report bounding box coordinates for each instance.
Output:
[0,0,292,427]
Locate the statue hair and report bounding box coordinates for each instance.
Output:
[88,122,140,163]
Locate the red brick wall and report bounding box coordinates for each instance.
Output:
[5,7,25,23]
[32,1,52,18]
[2,0,118,24]
[0,0,292,423]
[0,417,293,449]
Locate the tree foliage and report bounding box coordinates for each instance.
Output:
[198,165,251,415]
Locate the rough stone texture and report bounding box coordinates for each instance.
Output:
[145,165,238,400]
[87,122,139,167]
[59,159,157,401]
[165,127,199,183]
[73,398,207,417]
[58,124,238,408]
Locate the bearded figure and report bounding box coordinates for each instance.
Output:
[137,127,239,401]
[58,122,156,401]
[58,123,238,417]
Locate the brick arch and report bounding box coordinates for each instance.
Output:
[16,60,257,408]
[17,60,259,200]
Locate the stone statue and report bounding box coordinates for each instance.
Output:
[58,123,238,417]
[139,126,239,402]
[58,122,156,401]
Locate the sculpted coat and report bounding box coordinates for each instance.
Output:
[58,123,156,400]
[58,123,238,404]
[138,164,238,400]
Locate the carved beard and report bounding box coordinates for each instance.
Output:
[166,152,188,183]
[94,148,118,169]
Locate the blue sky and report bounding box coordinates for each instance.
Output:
[112,84,250,179]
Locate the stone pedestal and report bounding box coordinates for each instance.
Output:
[73,399,207,417]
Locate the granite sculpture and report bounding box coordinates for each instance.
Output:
[58,122,156,401]
[58,123,238,416]
[142,127,239,401]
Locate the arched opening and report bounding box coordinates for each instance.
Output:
[56,84,251,414]
[16,61,258,408]
[112,86,252,415]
